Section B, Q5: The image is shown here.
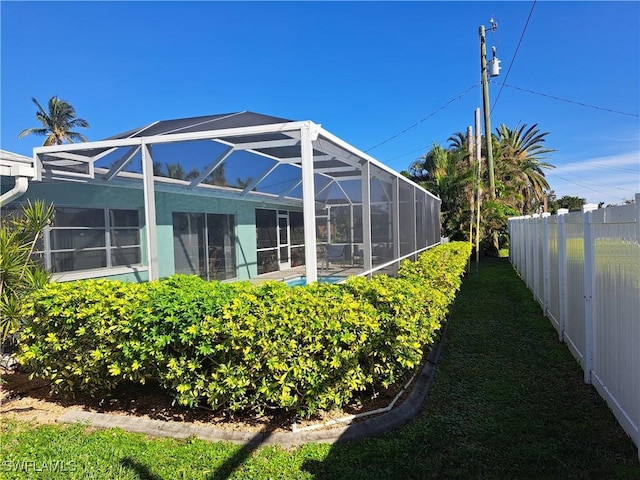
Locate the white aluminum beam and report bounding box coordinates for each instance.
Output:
[241,161,280,195]
[279,154,335,164]
[233,138,300,151]
[141,143,159,280]
[329,175,362,182]
[361,161,372,274]
[132,121,310,146]
[315,179,335,199]
[105,146,141,181]
[43,151,94,163]
[32,121,309,156]
[317,127,439,201]
[32,120,439,207]
[189,146,234,189]
[314,166,357,173]
[278,179,302,200]
[35,138,143,154]
[301,123,318,284]
[334,181,353,205]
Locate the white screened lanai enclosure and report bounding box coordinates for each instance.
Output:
[5,112,441,284]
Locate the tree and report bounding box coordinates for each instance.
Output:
[0,200,54,341]
[556,195,586,212]
[407,122,556,255]
[165,162,185,180]
[408,143,473,240]
[494,123,555,215]
[18,96,89,146]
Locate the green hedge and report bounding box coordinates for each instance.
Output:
[18,242,471,417]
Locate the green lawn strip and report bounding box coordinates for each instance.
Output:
[0,419,325,479]
[2,259,638,479]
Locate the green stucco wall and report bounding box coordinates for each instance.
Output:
[13,181,299,282]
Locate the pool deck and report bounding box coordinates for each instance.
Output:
[249,264,367,284]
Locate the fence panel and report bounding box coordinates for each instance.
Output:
[525,217,535,289]
[535,215,545,307]
[547,216,560,333]
[564,211,586,367]
[508,194,640,455]
[589,203,640,450]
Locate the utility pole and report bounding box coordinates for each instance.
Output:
[479,25,496,202]
[467,124,474,271]
[475,108,482,263]
[479,20,501,251]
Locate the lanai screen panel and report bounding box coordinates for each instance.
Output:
[369,164,394,266]
[399,181,416,257]
[428,194,442,245]
[415,190,428,250]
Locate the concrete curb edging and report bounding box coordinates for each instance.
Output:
[57,323,448,447]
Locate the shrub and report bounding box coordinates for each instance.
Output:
[0,200,54,341]
[17,242,470,417]
[18,280,151,395]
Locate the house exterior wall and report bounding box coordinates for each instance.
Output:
[10,181,295,282]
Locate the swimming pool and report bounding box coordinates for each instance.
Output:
[285,276,345,287]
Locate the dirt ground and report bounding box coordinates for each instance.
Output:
[0,367,416,434]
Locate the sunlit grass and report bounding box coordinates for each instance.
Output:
[1,259,638,479]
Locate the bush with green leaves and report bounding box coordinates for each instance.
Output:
[0,200,54,341]
[18,279,152,395]
[18,241,470,417]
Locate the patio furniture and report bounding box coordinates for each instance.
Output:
[326,244,346,267]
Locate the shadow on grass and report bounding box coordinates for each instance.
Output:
[120,456,163,480]
[119,428,274,480]
[301,259,640,479]
[205,429,274,480]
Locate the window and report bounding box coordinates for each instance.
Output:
[44,207,141,273]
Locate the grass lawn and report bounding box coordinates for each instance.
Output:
[2,259,638,479]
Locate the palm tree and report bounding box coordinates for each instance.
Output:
[165,162,185,180]
[409,144,473,239]
[493,123,555,215]
[18,96,89,146]
[0,200,54,341]
[447,131,469,153]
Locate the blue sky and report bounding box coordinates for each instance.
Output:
[1,1,638,205]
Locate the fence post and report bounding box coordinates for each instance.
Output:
[557,209,568,342]
[524,215,532,289]
[531,214,539,301]
[518,217,524,274]
[542,213,551,317]
[635,193,640,459]
[582,204,597,384]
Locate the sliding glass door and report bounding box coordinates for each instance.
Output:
[172,212,236,280]
[278,212,290,270]
[256,208,304,275]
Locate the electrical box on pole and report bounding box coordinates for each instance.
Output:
[489,46,502,77]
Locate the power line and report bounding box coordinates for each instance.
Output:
[491,0,537,113]
[546,172,634,200]
[384,134,461,163]
[365,84,479,153]
[548,170,638,193]
[502,83,640,118]
[563,161,639,174]
[581,162,639,174]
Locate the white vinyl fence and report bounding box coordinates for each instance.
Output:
[509,193,640,456]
